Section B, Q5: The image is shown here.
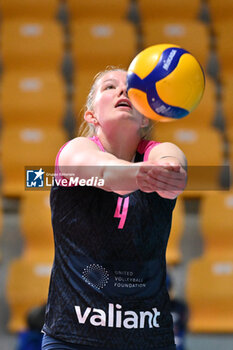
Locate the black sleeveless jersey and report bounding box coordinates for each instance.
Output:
[43,138,177,349]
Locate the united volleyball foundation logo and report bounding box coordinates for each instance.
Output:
[82,264,110,290]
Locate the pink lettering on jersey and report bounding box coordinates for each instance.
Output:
[114,197,129,229]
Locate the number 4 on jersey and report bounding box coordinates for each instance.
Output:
[114,196,129,229]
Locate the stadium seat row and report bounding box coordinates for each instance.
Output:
[1,18,232,198]
[4,0,232,24]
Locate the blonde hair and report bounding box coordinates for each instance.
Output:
[77,66,154,139]
[78,67,126,137]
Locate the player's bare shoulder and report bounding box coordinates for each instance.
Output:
[148,142,187,167]
[59,137,100,167]
[64,136,100,151]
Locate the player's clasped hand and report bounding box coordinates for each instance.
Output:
[136,159,187,199]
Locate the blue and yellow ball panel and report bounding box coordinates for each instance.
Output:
[127,44,205,122]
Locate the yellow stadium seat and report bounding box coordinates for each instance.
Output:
[73,68,100,125]
[66,0,130,22]
[0,0,59,20]
[153,125,224,197]
[20,191,54,261]
[227,128,233,179]
[166,197,185,265]
[214,20,233,74]
[6,258,52,332]
[221,73,233,129]
[0,199,3,262]
[208,0,233,23]
[142,19,210,70]
[0,70,66,127]
[138,0,201,22]
[186,257,233,332]
[71,19,137,71]
[1,126,67,198]
[228,128,233,146]
[200,190,233,258]
[194,76,217,129]
[1,19,64,71]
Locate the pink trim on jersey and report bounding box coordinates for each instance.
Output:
[90,135,105,152]
[137,139,160,161]
[54,137,159,186]
[90,136,159,161]
[54,137,105,186]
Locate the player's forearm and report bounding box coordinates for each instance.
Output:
[63,150,140,194]
[101,161,140,194]
[84,152,140,194]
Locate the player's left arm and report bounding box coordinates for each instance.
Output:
[147,142,187,199]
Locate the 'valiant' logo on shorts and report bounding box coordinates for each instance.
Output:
[75,303,160,329]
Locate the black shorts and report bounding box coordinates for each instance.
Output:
[42,333,176,350]
[42,334,108,350]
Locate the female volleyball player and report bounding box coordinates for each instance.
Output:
[42,68,187,350]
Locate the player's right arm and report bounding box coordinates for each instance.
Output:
[58,137,141,194]
[58,137,184,197]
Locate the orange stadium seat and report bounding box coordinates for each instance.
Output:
[0,70,66,127]
[1,126,67,197]
[228,128,233,146]
[214,20,233,74]
[7,259,52,332]
[153,125,224,197]
[0,199,3,262]
[73,68,100,126]
[208,0,233,23]
[200,190,233,258]
[1,19,64,71]
[20,191,54,261]
[166,197,185,265]
[142,19,210,71]
[0,0,59,20]
[186,257,233,332]
[221,73,233,129]
[70,19,137,72]
[227,128,233,179]
[66,0,131,22]
[137,0,201,22]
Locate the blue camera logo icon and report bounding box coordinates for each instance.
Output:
[26,168,45,188]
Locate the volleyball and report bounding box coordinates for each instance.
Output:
[127,44,205,122]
